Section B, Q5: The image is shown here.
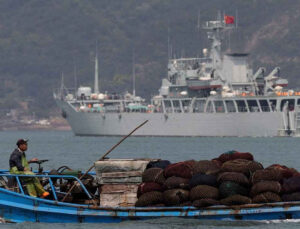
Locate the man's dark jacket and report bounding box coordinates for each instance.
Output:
[9,148,25,171]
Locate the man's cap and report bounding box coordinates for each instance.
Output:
[16,139,29,146]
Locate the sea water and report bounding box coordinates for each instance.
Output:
[0,130,299,228]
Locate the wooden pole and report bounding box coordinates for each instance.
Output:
[61,120,148,202]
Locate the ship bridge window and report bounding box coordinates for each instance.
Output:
[236,100,247,112]
[247,100,259,112]
[280,99,295,111]
[172,100,182,113]
[163,100,172,113]
[270,99,277,111]
[193,100,205,113]
[214,101,225,113]
[152,99,163,113]
[206,101,214,113]
[225,100,236,112]
[259,100,270,112]
[182,100,191,113]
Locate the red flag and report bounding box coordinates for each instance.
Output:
[224,15,235,24]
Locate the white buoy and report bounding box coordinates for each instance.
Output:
[222,86,230,92]
[180,91,188,96]
[98,93,105,100]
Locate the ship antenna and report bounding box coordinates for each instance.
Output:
[73,59,77,90]
[197,10,201,32]
[167,22,173,60]
[60,72,64,99]
[197,9,202,57]
[217,10,222,21]
[94,42,99,94]
[168,25,170,59]
[235,9,238,29]
[132,49,136,97]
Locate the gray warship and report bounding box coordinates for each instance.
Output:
[54,17,300,137]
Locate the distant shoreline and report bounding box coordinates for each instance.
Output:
[0,125,71,131]
[0,117,71,131]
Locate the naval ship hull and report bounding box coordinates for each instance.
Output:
[54,16,299,137]
[57,100,288,137]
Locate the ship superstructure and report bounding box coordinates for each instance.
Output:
[54,16,300,137]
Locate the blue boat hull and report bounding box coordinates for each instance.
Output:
[1,188,300,223]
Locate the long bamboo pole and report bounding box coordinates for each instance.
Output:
[61,120,148,202]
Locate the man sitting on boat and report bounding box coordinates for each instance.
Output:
[9,139,50,198]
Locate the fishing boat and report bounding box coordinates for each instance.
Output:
[0,169,300,223]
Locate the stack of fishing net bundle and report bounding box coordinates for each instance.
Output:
[250,167,283,203]
[136,159,222,207]
[215,151,263,206]
[189,160,220,208]
[135,160,170,207]
[134,151,300,208]
[270,164,300,202]
[162,160,194,206]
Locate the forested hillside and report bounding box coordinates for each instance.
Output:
[0,0,299,117]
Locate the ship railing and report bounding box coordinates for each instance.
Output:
[294,105,300,135]
[0,172,92,201]
[169,57,210,64]
[203,20,225,29]
[53,88,77,100]
[260,106,271,112]
[76,106,151,114]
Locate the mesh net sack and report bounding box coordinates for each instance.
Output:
[135,191,164,207]
[221,159,263,176]
[190,185,219,201]
[137,182,163,198]
[219,181,249,199]
[142,168,166,185]
[266,164,295,179]
[163,189,190,206]
[164,160,196,179]
[220,195,252,206]
[293,173,300,177]
[250,181,281,197]
[252,192,281,203]
[163,176,190,190]
[192,160,221,175]
[289,168,300,175]
[282,176,300,194]
[189,174,217,189]
[217,172,249,186]
[193,198,220,208]
[146,160,171,170]
[247,161,264,174]
[211,159,223,167]
[282,192,300,202]
[217,151,254,163]
[251,169,283,184]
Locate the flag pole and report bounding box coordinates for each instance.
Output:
[235,9,238,29]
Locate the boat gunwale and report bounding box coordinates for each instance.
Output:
[1,186,300,212]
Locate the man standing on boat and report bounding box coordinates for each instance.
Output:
[9,139,49,198]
